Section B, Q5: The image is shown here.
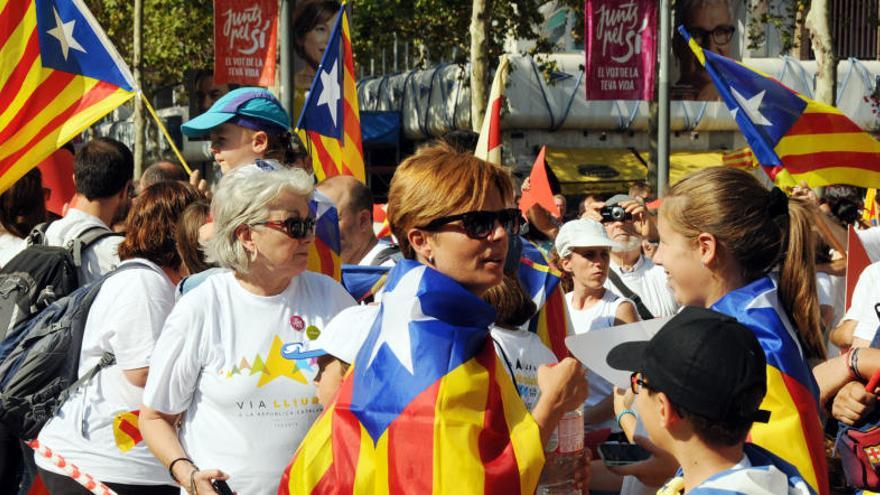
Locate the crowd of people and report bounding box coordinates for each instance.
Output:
[0,83,878,495]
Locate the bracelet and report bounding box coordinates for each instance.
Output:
[616,408,637,428]
[851,347,865,381]
[168,457,195,485]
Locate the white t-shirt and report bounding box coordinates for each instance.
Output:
[0,230,26,268]
[857,227,880,263]
[143,271,355,495]
[35,259,176,485]
[845,261,880,343]
[817,271,845,330]
[605,256,679,318]
[45,208,123,284]
[565,290,637,431]
[490,325,558,412]
[358,240,398,267]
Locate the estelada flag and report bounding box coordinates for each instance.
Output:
[308,190,342,281]
[296,3,364,182]
[681,26,880,189]
[280,260,544,494]
[712,277,829,495]
[519,237,569,360]
[474,55,509,165]
[0,0,135,195]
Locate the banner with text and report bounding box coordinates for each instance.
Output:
[214,0,278,87]
[585,0,657,101]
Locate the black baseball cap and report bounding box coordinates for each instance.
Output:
[607,306,771,424]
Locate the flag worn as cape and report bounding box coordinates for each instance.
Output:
[280,260,544,494]
[681,26,880,189]
[711,276,829,495]
[0,0,135,195]
[474,55,509,165]
[295,4,364,182]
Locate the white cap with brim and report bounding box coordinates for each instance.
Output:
[281,306,378,364]
[555,218,622,257]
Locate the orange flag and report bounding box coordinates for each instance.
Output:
[845,226,872,312]
[518,146,559,218]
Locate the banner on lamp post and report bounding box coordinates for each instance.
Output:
[214,0,278,87]
[585,0,657,101]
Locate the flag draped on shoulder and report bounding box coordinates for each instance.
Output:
[518,238,569,360]
[296,4,364,182]
[280,260,544,494]
[307,190,342,281]
[340,264,390,303]
[474,55,509,165]
[0,0,135,194]
[711,276,829,495]
[681,26,880,189]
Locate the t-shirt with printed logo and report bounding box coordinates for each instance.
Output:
[143,270,355,495]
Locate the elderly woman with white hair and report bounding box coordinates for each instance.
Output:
[139,167,355,495]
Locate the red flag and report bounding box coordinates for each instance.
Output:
[518,146,560,218]
[845,226,871,312]
[37,147,75,217]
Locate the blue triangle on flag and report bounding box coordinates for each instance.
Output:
[295,8,344,139]
[35,0,134,91]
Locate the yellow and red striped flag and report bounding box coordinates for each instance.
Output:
[474,55,508,165]
[295,3,364,182]
[0,0,135,194]
[682,26,880,189]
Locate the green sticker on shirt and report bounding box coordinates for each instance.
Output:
[306,325,321,340]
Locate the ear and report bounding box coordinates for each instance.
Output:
[559,255,573,274]
[695,232,718,267]
[407,228,433,264]
[235,224,255,253]
[252,130,269,155]
[656,392,681,429]
[357,209,372,233]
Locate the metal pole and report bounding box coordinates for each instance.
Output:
[280,0,294,115]
[133,0,144,178]
[657,0,671,197]
[393,33,398,73]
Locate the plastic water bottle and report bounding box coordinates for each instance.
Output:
[537,406,584,495]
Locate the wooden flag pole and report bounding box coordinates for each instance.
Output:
[139,92,193,176]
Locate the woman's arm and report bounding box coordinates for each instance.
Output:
[814,348,880,406]
[614,301,640,326]
[533,357,589,446]
[140,406,229,494]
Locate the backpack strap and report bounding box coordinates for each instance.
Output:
[25,223,51,247]
[69,226,121,268]
[606,269,654,320]
[370,245,402,266]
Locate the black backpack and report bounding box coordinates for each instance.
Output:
[0,262,149,440]
[0,223,119,340]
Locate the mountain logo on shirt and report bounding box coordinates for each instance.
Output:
[220,335,316,388]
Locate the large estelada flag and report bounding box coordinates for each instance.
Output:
[280,260,544,494]
[519,238,569,360]
[711,276,829,495]
[0,0,135,195]
[681,26,880,189]
[295,3,364,182]
[308,190,342,281]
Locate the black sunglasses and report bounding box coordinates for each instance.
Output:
[630,372,650,395]
[252,216,317,239]
[419,208,522,239]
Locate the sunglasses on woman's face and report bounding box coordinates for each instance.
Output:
[252,216,316,240]
[419,208,522,240]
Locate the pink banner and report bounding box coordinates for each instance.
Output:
[585,0,657,101]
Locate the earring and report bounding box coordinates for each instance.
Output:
[428,256,435,265]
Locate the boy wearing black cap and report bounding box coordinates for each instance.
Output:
[606,307,816,495]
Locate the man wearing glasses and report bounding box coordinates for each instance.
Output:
[605,307,815,494]
[672,0,737,101]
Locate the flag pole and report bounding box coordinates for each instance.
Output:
[657,0,671,197]
[139,93,193,176]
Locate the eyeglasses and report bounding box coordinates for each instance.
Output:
[688,24,736,47]
[630,372,650,395]
[252,216,316,239]
[419,208,522,240]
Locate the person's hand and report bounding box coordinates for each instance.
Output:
[582,200,604,222]
[172,462,231,495]
[832,380,876,425]
[790,181,820,211]
[607,435,678,487]
[537,358,589,413]
[189,169,211,199]
[613,386,634,416]
[616,200,650,237]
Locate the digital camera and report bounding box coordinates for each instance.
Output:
[599,205,632,223]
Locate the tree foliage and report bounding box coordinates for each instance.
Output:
[84,0,214,91]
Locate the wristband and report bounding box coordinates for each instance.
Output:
[616,408,637,428]
[168,457,195,485]
[851,347,865,381]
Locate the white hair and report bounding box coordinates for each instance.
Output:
[205,167,314,274]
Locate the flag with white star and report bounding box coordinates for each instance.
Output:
[279,260,545,495]
[0,0,135,194]
[680,26,880,189]
[295,3,365,182]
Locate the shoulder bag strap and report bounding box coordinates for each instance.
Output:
[606,269,654,320]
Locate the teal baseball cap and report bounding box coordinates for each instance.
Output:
[181,87,291,137]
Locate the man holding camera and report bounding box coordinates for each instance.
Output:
[584,194,678,319]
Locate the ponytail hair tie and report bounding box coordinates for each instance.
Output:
[767,187,789,219]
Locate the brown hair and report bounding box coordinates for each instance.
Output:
[118,182,200,269]
[548,246,574,294]
[661,167,824,360]
[176,200,215,275]
[0,168,46,238]
[482,274,537,328]
[292,0,341,61]
[387,142,514,259]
